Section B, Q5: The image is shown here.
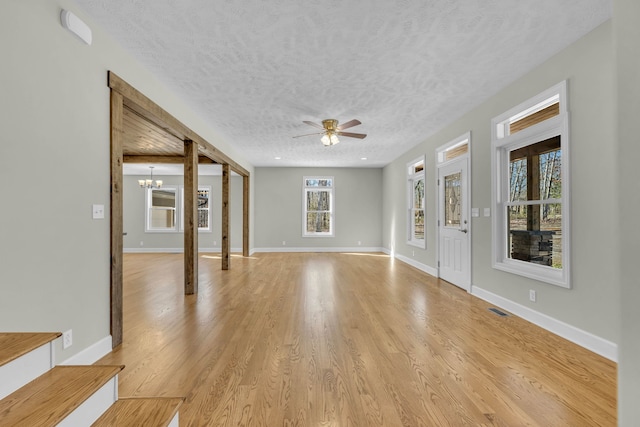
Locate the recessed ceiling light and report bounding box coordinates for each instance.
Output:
[361,157,368,160]
[274,156,281,160]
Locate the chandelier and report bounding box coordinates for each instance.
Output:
[138,166,163,189]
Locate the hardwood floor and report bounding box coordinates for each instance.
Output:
[97,252,616,426]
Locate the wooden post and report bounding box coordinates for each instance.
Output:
[184,139,198,294]
[243,175,250,257]
[110,90,124,348]
[222,164,230,270]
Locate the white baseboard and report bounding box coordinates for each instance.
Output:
[124,247,243,254]
[472,286,618,362]
[392,252,439,277]
[252,247,385,253]
[59,335,113,366]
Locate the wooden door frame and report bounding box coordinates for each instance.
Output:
[108,71,250,347]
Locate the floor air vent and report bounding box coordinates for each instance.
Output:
[488,307,509,317]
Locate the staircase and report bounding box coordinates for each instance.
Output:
[0,333,183,426]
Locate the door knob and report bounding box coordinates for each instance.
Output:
[460,229,468,234]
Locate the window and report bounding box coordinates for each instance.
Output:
[180,187,212,232]
[145,185,212,233]
[407,156,426,248]
[303,177,334,237]
[491,81,570,288]
[147,188,177,231]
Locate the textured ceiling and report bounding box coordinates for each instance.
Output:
[73,0,611,168]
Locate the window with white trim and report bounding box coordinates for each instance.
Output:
[145,185,212,233]
[180,187,212,232]
[407,156,426,248]
[303,177,334,237]
[491,81,570,288]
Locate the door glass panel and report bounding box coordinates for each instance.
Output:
[444,172,461,227]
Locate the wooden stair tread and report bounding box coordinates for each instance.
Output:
[92,397,184,426]
[0,365,124,426]
[0,333,61,367]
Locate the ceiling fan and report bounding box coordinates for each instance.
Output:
[293,119,367,146]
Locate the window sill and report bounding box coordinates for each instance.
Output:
[493,260,569,289]
[407,240,426,249]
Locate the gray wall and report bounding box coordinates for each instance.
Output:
[616,0,640,423]
[254,168,382,249]
[0,0,253,360]
[123,175,245,251]
[383,21,618,343]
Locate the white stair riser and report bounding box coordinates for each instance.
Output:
[168,413,179,427]
[57,375,118,427]
[0,342,54,400]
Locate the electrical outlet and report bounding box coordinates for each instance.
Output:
[282,241,286,246]
[529,289,537,302]
[140,241,144,246]
[412,250,415,256]
[213,241,217,246]
[358,241,362,246]
[62,329,72,349]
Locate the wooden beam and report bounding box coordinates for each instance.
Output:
[110,90,124,348]
[123,155,216,164]
[243,175,250,257]
[222,164,230,270]
[108,71,249,176]
[184,140,198,294]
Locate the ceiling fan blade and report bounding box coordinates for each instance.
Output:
[302,120,324,130]
[337,119,361,131]
[337,131,367,139]
[292,131,325,138]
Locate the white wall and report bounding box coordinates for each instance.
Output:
[254,168,382,250]
[615,0,640,423]
[0,0,253,361]
[123,174,244,251]
[383,21,618,350]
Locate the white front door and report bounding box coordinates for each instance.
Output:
[437,157,470,291]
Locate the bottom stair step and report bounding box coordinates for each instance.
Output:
[92,397,184,427]
[0,365,124,426]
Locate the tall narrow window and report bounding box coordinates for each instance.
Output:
[303,177,334,237]
[492,81,570,288]
[179,186,212,232]
[197,189,210,230]
[407,156,426,248]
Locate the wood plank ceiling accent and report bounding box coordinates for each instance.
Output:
[109,71,249,176]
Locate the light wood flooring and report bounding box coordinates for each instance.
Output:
[96,252,616,426]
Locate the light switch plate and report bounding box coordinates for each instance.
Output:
[483,208,491,217]
[471,208,479,217]
[92,204,105,219]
